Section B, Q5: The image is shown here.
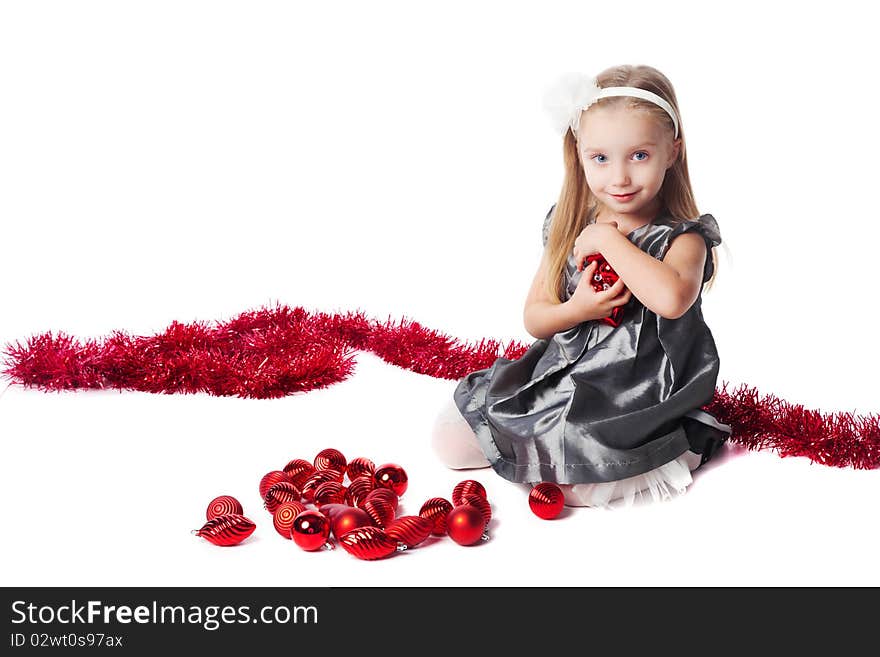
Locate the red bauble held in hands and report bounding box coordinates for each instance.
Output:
[581,253,624,327]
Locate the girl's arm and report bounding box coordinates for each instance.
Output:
[590,228,707,319]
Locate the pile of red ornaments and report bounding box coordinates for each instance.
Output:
[192,448,493,560]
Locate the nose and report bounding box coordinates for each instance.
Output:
[611,162,631,187]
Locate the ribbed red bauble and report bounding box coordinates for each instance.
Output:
[314,448,347,473]
[446,505,487,546]
[373,463,408,496]
[282,459,316,489]
[264,481,302,513]
[339,526,403,561]
[386,515,433,548]
[528,482,564,520]
[345,476,374,507]
[452,480,487,506]
[459,492,491,526]
[314,481,347,506]
[193,514,256,547]
[419,497,453,536]
[346,457,376,480]
[259,470,289,498]
[273,501,307,539]
[363,487,398,512]
[206,495,243,520]
[291,510,331,551]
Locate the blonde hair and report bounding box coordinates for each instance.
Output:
[542,64,719,303]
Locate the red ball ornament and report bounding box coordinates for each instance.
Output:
[273,501,307,539]
[345,476,374,507]
[314,448,347,473]
[446,505,488,546]
[282,459,316,488]
[193,514,256,547]
[339,526,404,561]
[264,481,302,513]
[459,492,491,526]
[582,253,623,326]
[206,495,243,520]
[330,506,373,539]
[373,463,408,496]
[386,515,433,548]
[419,497,453,536]
[301,470,342,502]
[291,510,332,551]
[259,470,289,499]
[314,481,347,506]
[362,487,398,512]
[362,497,395,528]
[452,479,487,506]
[529,482,564,520]
[346,456,376,480]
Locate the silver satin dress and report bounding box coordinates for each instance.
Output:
[453,203,732,485]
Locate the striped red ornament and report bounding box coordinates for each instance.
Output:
[301,470,342,502]
[345,475,374,507]
[452,479,487,506]
[339,526,404,561]
[386,515,433,548]
[419,497,453,536]
[259,471,289,499]
[361,497,395,528]
[528,482,564,520]
[264,481,302,513]
[282,459,316,489]
[345,456,376,480]
[314,448,347,473]
[193,514,256,546]
[362,487,398,512]
[206,495,243,520]
[314,481,347,506]
[273,501,307,539]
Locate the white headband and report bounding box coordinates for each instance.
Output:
[543,73,680,140]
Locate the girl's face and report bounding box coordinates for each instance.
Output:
[575,106,680,219]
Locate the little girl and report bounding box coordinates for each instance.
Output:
[431,64,732,509]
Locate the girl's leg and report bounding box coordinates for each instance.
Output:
[431,398,490,470]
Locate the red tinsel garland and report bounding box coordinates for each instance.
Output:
[3,302,880,470]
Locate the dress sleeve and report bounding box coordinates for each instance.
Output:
[662,213,722,283]
[542,203,557,248]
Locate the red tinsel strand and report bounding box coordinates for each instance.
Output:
[4,302,880,470]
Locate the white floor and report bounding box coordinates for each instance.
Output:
[2,350,878,588]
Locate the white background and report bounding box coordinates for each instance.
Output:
[1,1,878,586]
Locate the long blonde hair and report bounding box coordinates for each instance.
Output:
[542,64,719,303]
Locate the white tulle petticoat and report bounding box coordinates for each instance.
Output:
[431,397,703,510]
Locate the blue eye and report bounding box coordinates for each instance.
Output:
[590,151,649,164]
[634,151,648,161]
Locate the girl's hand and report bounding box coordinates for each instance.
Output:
[573,221,619,271]
[568,260,632,323]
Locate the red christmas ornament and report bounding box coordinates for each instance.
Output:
[259,470,289,499]
[581,253,623,327]
[291,510,332,551]
[529,482,564,520]
[374,463,408,496]
[330,506,373,539]
[264,481,302,513]
[273,501,307,539]
[362,497,395,528]
[446,505,488,546]
[314,448,347,473]
[459,492,491,526]
[346,456,376,480]
[314,481,347,506]
[345,475,374,507]
[192,514,256,547]
[206,495,243,520]
[301,470,342,502]
[363,487,398,512]
[339,526,404,561]
[419,497,454,536]
[452,479,487,506]
[282,459,316,488]
[386,515,433,548]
